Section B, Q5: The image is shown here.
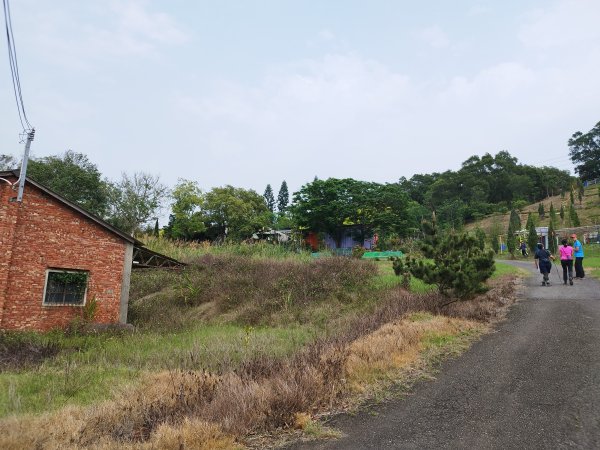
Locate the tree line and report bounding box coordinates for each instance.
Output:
[3,120,596,243]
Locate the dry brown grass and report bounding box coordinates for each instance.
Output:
[0,277,518,449]
[346,316,483,392]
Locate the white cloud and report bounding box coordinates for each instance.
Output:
[416,25,450,49]
[518,0,600,48]
[169,46,598,191]
[29,0,188,69]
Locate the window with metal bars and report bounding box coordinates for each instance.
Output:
[43,269,88,305]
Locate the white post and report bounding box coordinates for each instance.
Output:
[16,129,35,202]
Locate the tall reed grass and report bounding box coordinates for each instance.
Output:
[141,236,312,263]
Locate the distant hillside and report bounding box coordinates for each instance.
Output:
[466,184,600,234]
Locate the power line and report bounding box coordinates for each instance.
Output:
[3,0,32,133]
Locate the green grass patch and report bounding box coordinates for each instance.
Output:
[492,261,526,278]
[371,260,436,293]
[0,324,315,417]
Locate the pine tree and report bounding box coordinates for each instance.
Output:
[538,203,545,219]
[263,184,275,212]
[394,215,495,299]
[153,218,159,237]
[277,180,289,213]
[570,189,575,205]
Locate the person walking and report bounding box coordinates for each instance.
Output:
[534,242,554,286]
[571,233,585,279]
[520,241,528,257]
[558,238,574,285]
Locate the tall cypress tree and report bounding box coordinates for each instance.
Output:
[569,203,581,227]
[560,204,565,221]
[538,203,545,219]
[277,180,289,213]
[509,209,522,231]
[549,202,557,224]
[526,213,538,256]
[548,220,557,254]
[263,184,275,212]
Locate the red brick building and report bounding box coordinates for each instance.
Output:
[0,170,176,331]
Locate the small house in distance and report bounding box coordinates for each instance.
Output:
[0,170,182,331]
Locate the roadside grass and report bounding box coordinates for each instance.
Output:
[0,324,315,417]
[0,252,521,448]
[492,261,527,278]
[373,259,521,292]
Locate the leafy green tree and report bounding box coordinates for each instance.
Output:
[107,172,168,235]
[277,180,289,213]
[292,178,415,245]
[568,120,600,180]
[203,186,271,241]
[263,184,275,212]
[394,216,495,299]
[538,203,545,218]
[0,154,18,170]
[526,213,538,256]
[26,150,110,217]
[164,179,205,240]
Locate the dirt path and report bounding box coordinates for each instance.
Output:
[287,261,600,449]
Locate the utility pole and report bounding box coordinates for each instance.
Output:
[16,128,35,202]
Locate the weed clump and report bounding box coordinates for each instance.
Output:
[129,255,378,330]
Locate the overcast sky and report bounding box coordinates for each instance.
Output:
[1,0,598,199]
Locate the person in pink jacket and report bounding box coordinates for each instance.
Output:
[559,238,574,285]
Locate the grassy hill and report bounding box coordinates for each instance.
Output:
[467,183,600,234]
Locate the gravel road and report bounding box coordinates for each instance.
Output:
[288,261,600,449]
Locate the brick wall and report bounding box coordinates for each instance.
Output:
[0,180,128,331]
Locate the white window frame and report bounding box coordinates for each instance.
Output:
[42,269,89,306]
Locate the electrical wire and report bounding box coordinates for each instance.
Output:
[3,0,32,133]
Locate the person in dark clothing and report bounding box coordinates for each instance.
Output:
[534,242,554,286]
[520,241,528,257]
